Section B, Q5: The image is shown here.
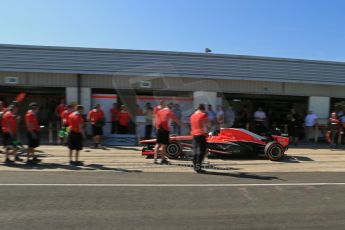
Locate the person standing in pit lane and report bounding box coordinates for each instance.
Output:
[0,101,7,150]
[87,104,105,148]
[304,110,318,143]
[328,112,340,148]
[118,105,131,134]
[207,104,216,131]
[2,104,22,164]
[59,104,75,145]
[172,104,182,135]
[253,107,267,135]
[55,99,65,128]
[153,100,165,128]
[25,102,41,164]
[216,105,225,129]
[153,103,183,164]
[110,103,119,134]
[190,104,209,173]
[68,105,85,166]
[144,102,153,139]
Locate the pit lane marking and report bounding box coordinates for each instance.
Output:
[1,183,345,187]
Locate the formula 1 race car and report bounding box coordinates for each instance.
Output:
[139,128,289,161]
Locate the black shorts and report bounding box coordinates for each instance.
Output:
[156,129,170,145]
[118,125,129,134]
[68,132,83,150]
[2,133,14,147]
[27,131,40,148]
[92,125,103,136]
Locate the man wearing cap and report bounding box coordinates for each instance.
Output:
[87,104,105,148]
[2,104,22,163]
[190,104,209,173]
[25,102,41,164]
[154,103,182,164]
[68,105,85,165]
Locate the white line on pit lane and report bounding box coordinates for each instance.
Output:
[1,183,345,187]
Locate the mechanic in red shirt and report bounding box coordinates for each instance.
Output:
[68,105,85,165]
[25,102,41,164]
[328,112,340,148]
[118,105,131,134]
[110,103,119,134]
[190,104,209,173]
[153,100,165,128]
[87,104,105,148]
[59,104,75,145]
[55,99,65,125]
[154,103,182,164]
[2,104,21,164]
[0,101,7,136]
[61,104,75,127]
[55,99,65,114]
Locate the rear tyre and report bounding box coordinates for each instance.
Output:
[264,142,285,161]
[166,142,182,159]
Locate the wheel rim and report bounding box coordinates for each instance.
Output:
[167,143,180,157]
[270,146,282,158]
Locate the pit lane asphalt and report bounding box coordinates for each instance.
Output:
[1,146,345,230]
[1,171,345,230]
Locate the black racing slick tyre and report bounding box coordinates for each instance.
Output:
[166,142,182,159]
[264,142,285,161]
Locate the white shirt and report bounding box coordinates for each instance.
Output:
[254,111,266,121]
[207,110,216,121]
[305,114,318,127]
[216,110,224,119]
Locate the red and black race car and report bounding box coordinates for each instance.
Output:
[139,128,289,161]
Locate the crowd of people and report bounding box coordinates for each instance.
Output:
[0,101,42,164]
[58,100,210,173]
[144,102,345,148]
[49,101,345,151]
[0,99,132,165]
[1,96,344,170]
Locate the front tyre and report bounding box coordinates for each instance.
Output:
[264,142,285,161]
[166,142,182,159]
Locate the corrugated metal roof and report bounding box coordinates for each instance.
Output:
[0,44,345,85]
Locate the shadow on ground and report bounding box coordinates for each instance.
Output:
[86,164,142,172]
[281,155,314,163]
[170,161,240,171]
[198,153,314,163]
[0,162,87,171]
[0,162,143,173]
[202,171,282,181]
[111,146,141,151]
